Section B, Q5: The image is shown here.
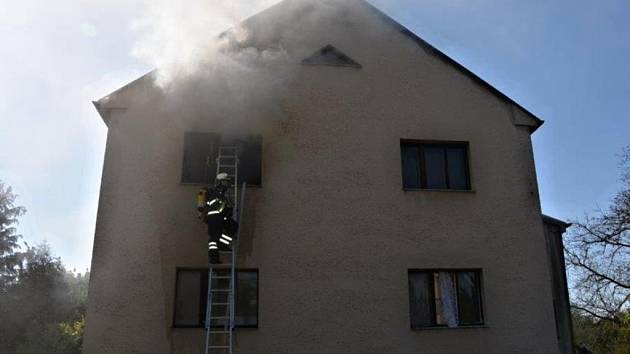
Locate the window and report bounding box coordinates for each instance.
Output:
[181,132,262,185]
[173,268,258,328]
[408,269,483,328]
[400,141,470,190]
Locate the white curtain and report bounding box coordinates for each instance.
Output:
[438,272,459,327]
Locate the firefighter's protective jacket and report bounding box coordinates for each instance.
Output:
[197,187,228,222]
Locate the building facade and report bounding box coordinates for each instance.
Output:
[84,0,572,353]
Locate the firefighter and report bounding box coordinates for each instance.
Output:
[197,173,237,264]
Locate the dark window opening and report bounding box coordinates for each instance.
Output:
[173,268,258,328]
[301,44,362,69]
[400,141,470,190]
[408,269,483,328]
[181,132,262,186]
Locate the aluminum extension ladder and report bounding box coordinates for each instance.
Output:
[204,146,246,354]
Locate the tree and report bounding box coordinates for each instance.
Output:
[0,243,89,353]
[572,309,630,354]
[0,181,89,353]
[0,180,26,289]
[565,146,630,323]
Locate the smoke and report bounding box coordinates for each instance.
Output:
[130,0,284,88]
[122,0,348,133]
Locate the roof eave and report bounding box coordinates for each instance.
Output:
[542,214,572,231]
[361,0,545,134]
[92,70,155,126]
[92,100,109,127]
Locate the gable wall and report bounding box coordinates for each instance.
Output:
[84,1,559,353]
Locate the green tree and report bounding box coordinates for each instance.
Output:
[0,243,89,353]
[0,180,26,289]
[573,309,630,353]
[0,181,89,353]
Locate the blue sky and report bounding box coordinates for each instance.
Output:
[0,0,628,271]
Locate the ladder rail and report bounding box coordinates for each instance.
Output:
[204,265,214,354]
[229,182,246,354]
[205,146,243,354]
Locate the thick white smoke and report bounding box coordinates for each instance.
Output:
[121,0,351,136]
[130,0,284,88]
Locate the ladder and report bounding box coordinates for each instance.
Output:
[204,146,245,354]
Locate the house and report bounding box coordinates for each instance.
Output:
[83,0,574,353]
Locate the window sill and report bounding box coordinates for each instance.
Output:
[403,188,475,193]
[180,182,262,188]
[173,325,258,329]
[411,325,487,331]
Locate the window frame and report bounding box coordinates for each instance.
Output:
[180,132,221,186]
[400,140,471,191]
[407,268,484,329]
[180,132,263,187]
[172,267,259,329]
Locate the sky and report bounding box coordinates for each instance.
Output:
[0,0,628,272]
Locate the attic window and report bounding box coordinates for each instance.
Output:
[302,44,362,69]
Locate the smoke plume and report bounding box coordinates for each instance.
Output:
[130,0,284,88]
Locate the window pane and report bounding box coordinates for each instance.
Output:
[235,271,258,326]
[233,135,263,186]
[446,147,469,190]
[401,144,421,188]
[181,132,220,184]
[174,271,202,326]
[209,270,231,327]
[423,146,447,189]
[202,270,258,328]
[456,271,483,325]
[408,271,433,328]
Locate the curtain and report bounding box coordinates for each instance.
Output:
[438,272,459,327]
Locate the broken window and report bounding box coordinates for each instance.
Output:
[181,132,262,186]
[173,268,259,328]
[408,269,483,328]
[400,141,470,190]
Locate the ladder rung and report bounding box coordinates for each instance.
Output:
[209,330,229,334]
[212,276,231,279]
[211,289,230,292]
[211,302,230,305]
[210,316,229,319]
[208,345,230,348]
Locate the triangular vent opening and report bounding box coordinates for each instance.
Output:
[302,44,362,69]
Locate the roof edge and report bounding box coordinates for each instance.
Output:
[92,70,156,126]
[360,0,544,133]
[92,0,546,134]
[542,214,572,230]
